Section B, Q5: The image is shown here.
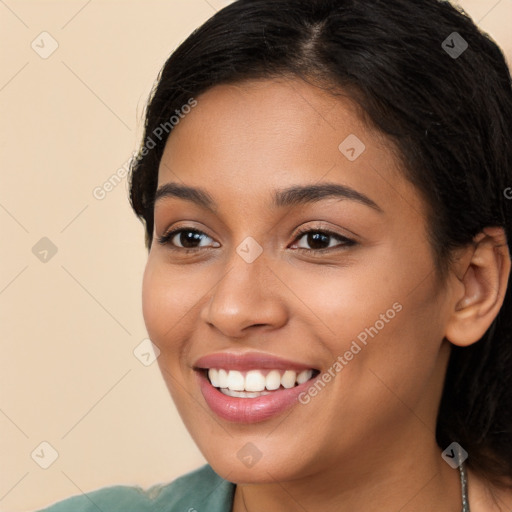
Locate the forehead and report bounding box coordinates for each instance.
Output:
[157,78,424,220]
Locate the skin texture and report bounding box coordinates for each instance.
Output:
[141,78,511,511]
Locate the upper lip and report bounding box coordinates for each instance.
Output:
[193,351,318,372]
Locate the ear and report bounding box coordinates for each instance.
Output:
[445,227,511,347]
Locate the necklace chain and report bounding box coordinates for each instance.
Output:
[460,461,470,512]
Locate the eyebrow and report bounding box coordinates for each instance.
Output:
[153,182,383,213]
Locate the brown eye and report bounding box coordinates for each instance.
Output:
[158,228,220,250]
[292,229,356,252]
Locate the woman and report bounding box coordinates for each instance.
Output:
[39,0,512,510]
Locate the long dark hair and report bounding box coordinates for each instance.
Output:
[128,0,512,488]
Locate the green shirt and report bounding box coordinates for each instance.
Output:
[37,464,235,512]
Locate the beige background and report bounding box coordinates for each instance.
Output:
[0,1,511,510]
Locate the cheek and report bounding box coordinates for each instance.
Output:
[337,277,447,423]
[288,242,445,397]
[141,255,197,349]
[277,258,398,346]
[141,257,200,409]
[142,259,168,342]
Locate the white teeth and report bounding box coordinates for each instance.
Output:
[245,370,266,392]
[227,370,245,391]
[218,369,228,388]
[207,368,316,392]
[297,369,313,384]
[208,368,219,387]
[281,370,297,389]
[221,388,272,398]
[265,370,281,390]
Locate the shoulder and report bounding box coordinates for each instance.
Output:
[36,464,235,512]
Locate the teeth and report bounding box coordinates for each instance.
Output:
[297,369,313,384]
[265,370,281,390]
[218,369,228,388]
[227,370,245,391]
[207,368,315,392]
[281,370,296,388]
[208,368,219,387]
[245,370,266,392]
[222,389,272,398]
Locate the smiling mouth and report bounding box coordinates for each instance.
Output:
[201,368,321,398]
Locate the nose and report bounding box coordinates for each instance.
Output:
[199,248,289,338]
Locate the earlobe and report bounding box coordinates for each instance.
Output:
[445,227,511,347]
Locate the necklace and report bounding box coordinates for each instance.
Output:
[459,461,470,511]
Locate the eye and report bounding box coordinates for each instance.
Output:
[291,227,356,253]
[157,226,356,254]
[157,227,220,251]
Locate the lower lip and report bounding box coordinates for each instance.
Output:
[197,370,317,423]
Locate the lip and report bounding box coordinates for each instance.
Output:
[193,351,317,372]
[193,351,320,424]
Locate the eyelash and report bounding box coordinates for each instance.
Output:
[293,226,356,253]
[157,226,356,255]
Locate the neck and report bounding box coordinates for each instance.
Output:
[232,434,463,512]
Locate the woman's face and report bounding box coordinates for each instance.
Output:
[142,78,454,483]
